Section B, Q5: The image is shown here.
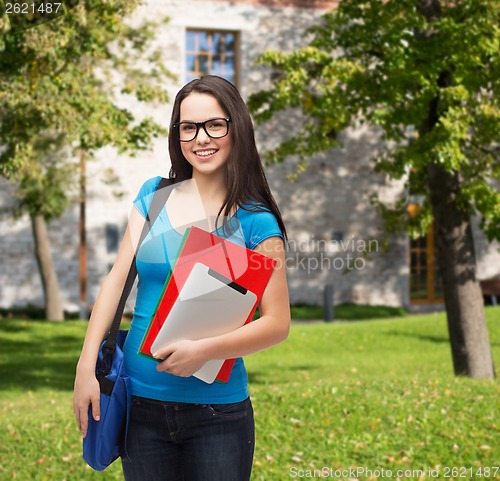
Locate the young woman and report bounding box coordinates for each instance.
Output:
[73,75,290,480]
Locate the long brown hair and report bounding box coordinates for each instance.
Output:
[168,75,287,238]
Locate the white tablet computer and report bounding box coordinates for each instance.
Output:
[151,262,258,383]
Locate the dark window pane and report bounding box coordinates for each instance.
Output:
[212,33,221,54]
[420,269,427,286]
[186,54,196,71]
[186,31,196,52]
[198,32,209,52]
[197,54,209,74]
[224,57,235,76]
[105,224,119,253]
[225,33,235,49]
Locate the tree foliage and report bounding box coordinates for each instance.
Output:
[0,0,173,199]
[249,0,500,242]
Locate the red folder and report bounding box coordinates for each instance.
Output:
[139,226,277,383]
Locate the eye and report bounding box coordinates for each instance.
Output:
[181,123,196,132]
[207,120,224,130]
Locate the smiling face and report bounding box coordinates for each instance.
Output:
[178,92,232,179]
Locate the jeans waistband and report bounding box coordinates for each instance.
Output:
[131,395,250,409]
[131,395,210,409]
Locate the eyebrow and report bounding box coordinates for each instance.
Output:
[178,116,226,123]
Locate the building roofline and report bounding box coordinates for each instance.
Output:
[210,0,338,10]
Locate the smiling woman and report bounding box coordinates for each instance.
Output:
[73,75,290,481]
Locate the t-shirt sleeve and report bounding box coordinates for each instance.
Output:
[245,208,284,250]
[133,176,163,218]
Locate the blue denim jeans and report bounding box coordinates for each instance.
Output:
[122,396,254,481]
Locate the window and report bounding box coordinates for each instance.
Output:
[105,223,119,253]
[407,168,444,304]
[409,219,443,304]
[186,30,238,85]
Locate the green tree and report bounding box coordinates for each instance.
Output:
[0,1,172,320]
[249,0,499,378]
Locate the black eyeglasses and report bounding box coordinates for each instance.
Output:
[172,117,231,142]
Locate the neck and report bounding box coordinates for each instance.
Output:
[191,170,227,204]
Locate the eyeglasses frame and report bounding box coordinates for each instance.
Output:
[172,117,232,142]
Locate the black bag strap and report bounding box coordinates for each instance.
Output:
[102,177,174,357]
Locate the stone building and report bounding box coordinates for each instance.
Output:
[0,0,498,314]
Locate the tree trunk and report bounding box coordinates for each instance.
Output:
[30,214,64,321]
[427,164,495,378]
[418,0,495,378]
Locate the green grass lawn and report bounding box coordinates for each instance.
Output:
[0,308,499,481]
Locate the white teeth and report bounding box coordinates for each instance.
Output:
[196,149,217,157]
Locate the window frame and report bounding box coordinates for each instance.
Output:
[185,28,240,88]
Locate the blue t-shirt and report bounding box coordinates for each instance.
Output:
[123,176,283,403]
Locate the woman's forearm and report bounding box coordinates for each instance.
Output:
[200,313,290,361]
[76,221,138,372]
[76,275,125,372]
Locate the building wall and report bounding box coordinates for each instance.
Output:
[0,0,498,313]
[266,128,410,307]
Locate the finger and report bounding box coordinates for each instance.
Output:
[156,358,171,372]
[79,406,89,438]
[90,394,101,422]
[74,405,81,432]
[152,346,173,360]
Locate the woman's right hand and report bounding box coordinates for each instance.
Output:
[73,367,101,438]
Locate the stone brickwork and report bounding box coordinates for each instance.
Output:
[266,128,410,307]
[0,0,498,313]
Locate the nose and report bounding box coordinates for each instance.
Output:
[196,126,211,144]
